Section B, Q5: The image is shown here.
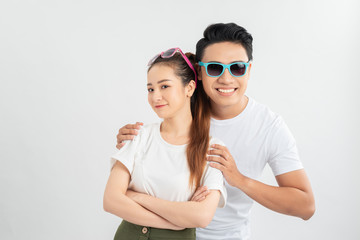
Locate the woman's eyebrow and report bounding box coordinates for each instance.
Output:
[147,79,172,86]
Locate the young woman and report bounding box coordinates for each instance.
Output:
[103,48,226,240]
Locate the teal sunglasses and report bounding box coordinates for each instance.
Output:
[198,61,250,77]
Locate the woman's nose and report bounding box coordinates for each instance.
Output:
[152,90,162,101]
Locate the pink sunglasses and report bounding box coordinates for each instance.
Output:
[148,47,197,87]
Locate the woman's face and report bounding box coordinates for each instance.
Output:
[147,64,194,119]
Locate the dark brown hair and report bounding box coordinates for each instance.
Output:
[148,52,211,189]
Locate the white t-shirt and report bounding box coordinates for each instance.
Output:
[111,122,227,207]
[196,97,303,240]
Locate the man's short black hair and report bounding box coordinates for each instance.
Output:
[196,23,253,62]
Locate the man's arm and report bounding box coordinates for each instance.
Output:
[207,144,315,220]
[238,169,314,220]
[126,190,221,228]
[103,161,183,230]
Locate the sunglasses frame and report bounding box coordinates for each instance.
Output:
[198,61,251,78]
[148,48,197,86]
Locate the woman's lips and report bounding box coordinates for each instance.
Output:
[155,104,167,108]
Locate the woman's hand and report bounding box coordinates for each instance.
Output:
[190,186,210,202]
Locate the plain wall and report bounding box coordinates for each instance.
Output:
[1,0,359,239]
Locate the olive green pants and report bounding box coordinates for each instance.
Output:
[114,220,196,240]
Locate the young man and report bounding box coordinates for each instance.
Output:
[116,23,315,240]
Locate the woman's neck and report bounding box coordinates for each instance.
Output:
[161,110,192,145]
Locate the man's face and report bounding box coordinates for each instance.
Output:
[198,42,251,114]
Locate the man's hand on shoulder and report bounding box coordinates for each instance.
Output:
[207,144,243,187]
[116,122,143,149]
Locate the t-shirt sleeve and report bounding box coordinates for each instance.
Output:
[109,129,143,174]
[201,137,227,208]
[267,116,303,176]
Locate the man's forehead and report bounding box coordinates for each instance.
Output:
[202,42,248,63]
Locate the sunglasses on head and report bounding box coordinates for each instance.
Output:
[148,48,197,86]
[198,61,250,77]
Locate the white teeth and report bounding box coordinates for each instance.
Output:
[217,88,235,93]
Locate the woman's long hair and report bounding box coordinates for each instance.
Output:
[148,52,211,189]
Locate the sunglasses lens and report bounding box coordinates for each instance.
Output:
[230,63,247,76]
[148,54,160,66]
[162,48,177,58]
[207,64,224,76]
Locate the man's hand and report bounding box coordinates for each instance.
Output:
[116,122,143,149]
[208,145,315,220]
[207,144,243,187]
[190,186,210,202]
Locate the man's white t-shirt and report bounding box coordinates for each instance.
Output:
[196,97,303,240]
[111,122,227,206]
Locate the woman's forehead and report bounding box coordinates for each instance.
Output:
[147,65,180,84]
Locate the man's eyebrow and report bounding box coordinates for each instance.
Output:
[207,60,248,64]
[231,60,248,63]
[147,79,172,86]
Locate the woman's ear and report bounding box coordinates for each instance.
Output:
[186,80,196,98]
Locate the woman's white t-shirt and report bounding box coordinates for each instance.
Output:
[110,122,227,207]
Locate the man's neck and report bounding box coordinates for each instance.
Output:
[210,95,249,120]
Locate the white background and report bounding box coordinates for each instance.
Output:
[1,0,359,239]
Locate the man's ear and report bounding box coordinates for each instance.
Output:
[247,62,252,77]
[196,64,202,81]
